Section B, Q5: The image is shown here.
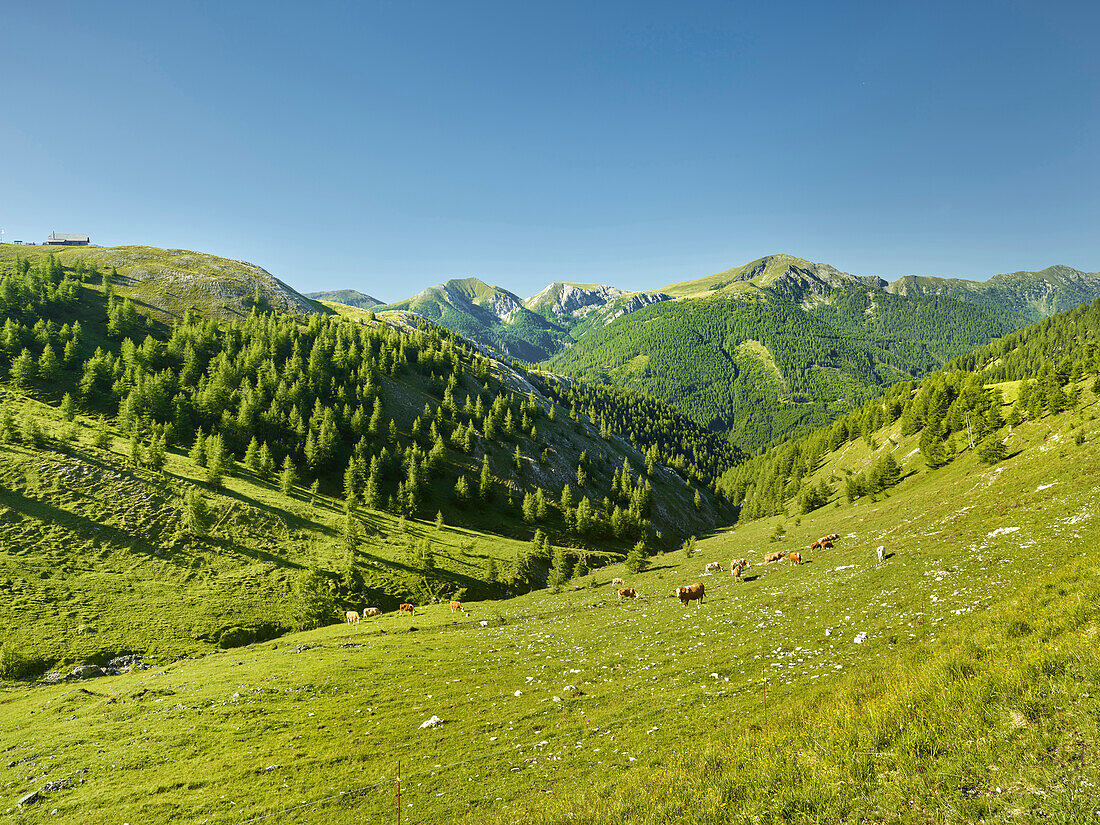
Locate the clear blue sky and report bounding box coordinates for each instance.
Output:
[2,1,1097,301]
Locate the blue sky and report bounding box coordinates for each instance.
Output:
[1,1,1097,301]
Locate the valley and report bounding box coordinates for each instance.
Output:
[1,242,1099,823]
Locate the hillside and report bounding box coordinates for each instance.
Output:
[547,281,1021,451]
[0,250,740,673]
[377,277,567,362]
[2,310,1099,822]
[889,264,1100,322]
[304,288,382,308]
[0,243,320,321]
[365,254,1099,452]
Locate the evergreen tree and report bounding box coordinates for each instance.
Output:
[624,540,650,573]
[977,435,1006,465]
[60,392,76,422]
[37,344,60,383]
[454,474,471,505]
[244,437,261,473]
[295,567,337,630]
[9,348,35,389]
[478,454,493,502]
[279,455,298,494]
[206,433,229,487]
[548,543,571,591]
[189,428,208,467]
[184,488,212,536]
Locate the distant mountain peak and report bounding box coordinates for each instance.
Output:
[305,288,382,309]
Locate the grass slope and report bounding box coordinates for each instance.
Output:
[304,289,382,309]
[0,244,321,322]
[3,374,1099,823]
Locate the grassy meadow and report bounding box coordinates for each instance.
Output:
[2,375,1099,822]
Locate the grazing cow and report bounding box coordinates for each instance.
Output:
[345,610,360,625]
[450,601,463,613]
[673,583,705,607]
[827,534,839,541]
[399,603,416,615]
[611,578,625,587]
[809,540,823,551]
[764,551,786,564]
[730,559,749,581]
[617,587,638,602]
[788,552,802,565]
[821,539,834,549]
[705,562,722,574]
[363,607,381,617]
[876,545,885,563]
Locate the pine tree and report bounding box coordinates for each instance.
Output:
[624,541,650,574]
[244,437,261,473]
[454,474,471,505]
[92,418,111,450]
[184,488,212,536]
[478,455,493,502]
[206,433,229,487]
[189,428,208,467]
[9,348,35,389]
[258,442,275,479]
[548,544,571,591]
[279,455,298,494]
[37,344,60,383]
[60,393,76,422]
[560,483,574,510]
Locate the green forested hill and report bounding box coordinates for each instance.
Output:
[0,250,739,670]
[719,295,1100,522]
[377,277,568,361]
[367,254,1100,452]
[889,264,1100,322]
[547,284,1021,452]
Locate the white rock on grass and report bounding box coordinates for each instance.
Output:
[419,715,445,729]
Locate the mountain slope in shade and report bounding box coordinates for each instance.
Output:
[305,288,382,308]
[887,264,1100,322]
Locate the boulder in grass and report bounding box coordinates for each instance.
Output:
[419,715,444,729]
[68,665,104,680]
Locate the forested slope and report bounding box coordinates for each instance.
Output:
[719,295,1100,521]
[548,285,1020,452]
[0,250,741,670]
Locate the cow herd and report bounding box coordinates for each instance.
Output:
[344,601,460,624]
[341,532,870,629]
[606,533,849,612]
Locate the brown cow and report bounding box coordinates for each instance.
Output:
[820,539,834,549]
[764,551,786,564]
[809,540,823,551]
[611,577,625,587]
[704,562,722,574]
[730,559,749,582]
[617,587,638,602]
[363,607,381,617]
[788,552,802,565]
[399,603,416,615]
[674,583,705,607]
[345,610,360,625]
[450,601,463,613]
